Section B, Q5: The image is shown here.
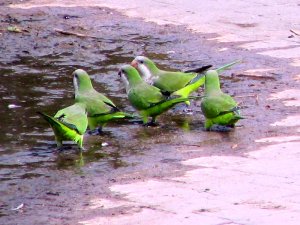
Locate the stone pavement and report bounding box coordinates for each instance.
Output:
[75,1,299,224]
[13,0,300,224]
[80,142,300,224]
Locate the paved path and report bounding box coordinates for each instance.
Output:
[13,1,300,224]
[81,1,300,224]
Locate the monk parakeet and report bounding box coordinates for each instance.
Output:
[201,70,243,130]
[131,56,240,103]
[37,103,88,150]
[131,56,210,98]
[73,69,134,133]
[118,65,196,125]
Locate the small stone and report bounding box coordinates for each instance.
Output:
[8,104,21,109]
[101,142,108,147]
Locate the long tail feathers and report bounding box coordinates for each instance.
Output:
[173,74,205,99]
[112,111,139,119]
[184,64,212,73]
[218,106,245,119]
[163,95,202,107]
[37,111,62,128]
[215,59,242,73]
[167,97,192,106]
[37,111,83,147]
[165,61,236,102]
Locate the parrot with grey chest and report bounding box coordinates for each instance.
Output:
[118,65,199,126]
[200,70,243,131]
[73,69,135,134]
[131,56,240,105]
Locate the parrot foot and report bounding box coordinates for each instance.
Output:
[210,125,233,132]
[88,128,103,135]
[183,108,193,115]
[56,147,65,153]
[143,121,159,127]
[128,119,144,124]
[55,145,71,153]
[55,146,65,154]
[78,146,86,152]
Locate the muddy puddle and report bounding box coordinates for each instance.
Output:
[0,3,298,224]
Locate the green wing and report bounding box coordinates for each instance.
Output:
[201,93,237,119]
[92,90,117,108]
[75,89,118,117]
[54,103,88,135]
[128,84,165,110]
[154,71,196,93]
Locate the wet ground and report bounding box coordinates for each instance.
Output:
[0,2,299,225]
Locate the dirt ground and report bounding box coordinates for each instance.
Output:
[0,1,300,225]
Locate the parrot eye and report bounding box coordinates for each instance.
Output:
[139,60,144,64]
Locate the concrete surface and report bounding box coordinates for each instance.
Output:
[12,0,300,224]
[80,142,300,224]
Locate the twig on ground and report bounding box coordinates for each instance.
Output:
[255,94,259,105]
[235,94,257,98]
[232,73,276,80]
[54,28,96,38]
[54,28,142,44]
[290,29,300,36]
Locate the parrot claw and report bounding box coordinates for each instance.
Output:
[210,125,233,132]
[143,121,159,127]
[183,108,193,114]
[55,145,73,153]
[88,128,103,135]
[128,119,144,124]
[78,147,86,152]
[55,146,66,153]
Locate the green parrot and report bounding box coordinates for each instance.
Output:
[131,56,240,103]
[201,70,243,130]
[118,65,197,125]
[73,69,134,133]
[37,103,88,150]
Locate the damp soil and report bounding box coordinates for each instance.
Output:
[0,3,299,225]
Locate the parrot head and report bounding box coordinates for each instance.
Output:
[204,70,221,94]
[118,65,143,87]
[131,56,157,81]
[205,70,219,82]
[72,69,94,96]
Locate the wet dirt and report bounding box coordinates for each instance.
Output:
[0,3,299,225]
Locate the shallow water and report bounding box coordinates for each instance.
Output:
[0,6,217,187]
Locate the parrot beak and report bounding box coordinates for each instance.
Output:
[131,60,138,68]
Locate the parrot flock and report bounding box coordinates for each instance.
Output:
[38,56,243,150]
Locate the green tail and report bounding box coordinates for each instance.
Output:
[216,59,242,73]
[148,96,192,116]
[141,96,192,124]
[37,112,83,149]
[167,96,193,105]
[174,60,241,102]
[173,74,205,105]
[112,111,138,119]
[87,110,140,130]
[37,111,67,133]
[219,106,245,120]
[91,110,136,119]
